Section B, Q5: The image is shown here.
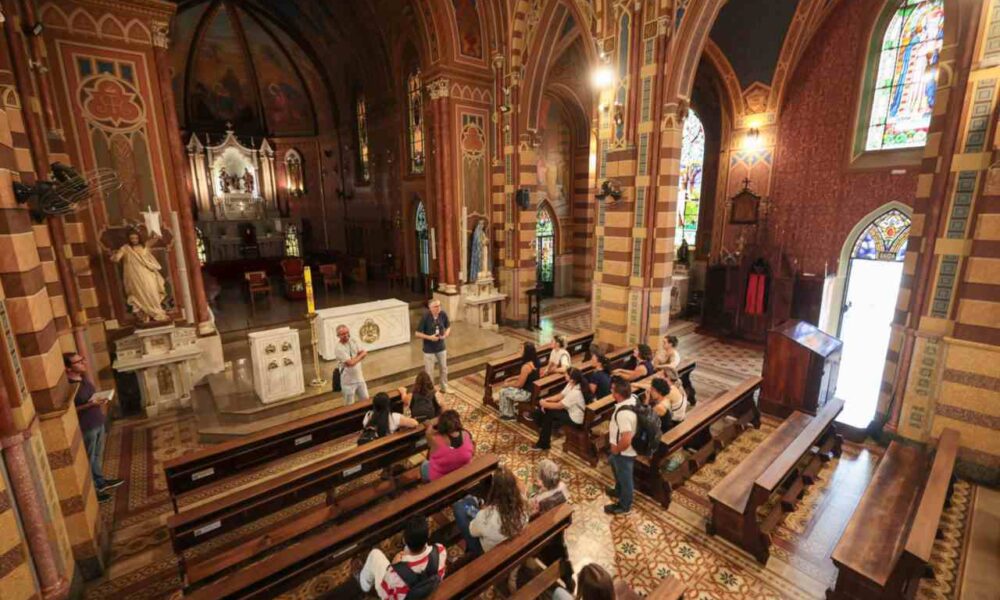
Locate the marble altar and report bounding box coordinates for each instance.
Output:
[316,299,411,360]
[113,325,202,417]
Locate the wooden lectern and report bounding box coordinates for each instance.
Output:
[760,320,842,417]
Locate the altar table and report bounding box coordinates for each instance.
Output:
[316,299,411,360]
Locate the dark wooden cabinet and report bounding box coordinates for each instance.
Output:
[792,274,826,326]
[760,320,842,417]
[702,265,739,334]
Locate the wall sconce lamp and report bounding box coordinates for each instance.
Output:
[743,128,762,151]
[591,64,614,90]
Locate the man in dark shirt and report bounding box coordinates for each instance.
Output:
[415,299,451,393]
[64,353,123,502]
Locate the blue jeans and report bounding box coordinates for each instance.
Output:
[82,425,107,488]
[420,460,431,482]
[452,495,484,556]
[609,453,635,510]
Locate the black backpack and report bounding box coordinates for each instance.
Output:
[357,411,381,445]
[616,403,661,457]
[390,545,441,599]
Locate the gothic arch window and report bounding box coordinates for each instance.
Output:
[860,0,944,153]
[284,149,304,196]
[676,109,705,248]
[851,208,910,262]
[613,10,631,144]
[195,227,208,264]
[407,68,425,173]
[415,200,430,275]
[536,203,556,295]
[356,94,371,182]
[284,224,301,257]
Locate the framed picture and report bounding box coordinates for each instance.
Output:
[729,186,761,225]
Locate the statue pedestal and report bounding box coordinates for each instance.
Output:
[113,325,202,417]
[461,276,506,330]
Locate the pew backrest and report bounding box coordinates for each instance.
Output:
[660,376,760,452]
[903,428,960,564]
[753,397,843,499]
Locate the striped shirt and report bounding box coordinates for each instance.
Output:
[378,543,448,600]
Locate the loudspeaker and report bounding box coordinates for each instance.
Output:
[515,188,531,210]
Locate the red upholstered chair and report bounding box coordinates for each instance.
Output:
[244,271,271,314]
[280,258,306,300]
[319,263,343,294]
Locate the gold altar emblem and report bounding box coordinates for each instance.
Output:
[359,319,380,343]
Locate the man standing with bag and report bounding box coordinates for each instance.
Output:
[335,324,369,405]
[415,299,451,393]
[605,379,636,515]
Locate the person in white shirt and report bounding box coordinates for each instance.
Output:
[605,379,636,515]
[358,515,447,599]
[451,466,528,556]
[543,335,572,377]
[653,335,681,370]
[364,392,419,436]
[335,325,369,405]
[532,368,592,450]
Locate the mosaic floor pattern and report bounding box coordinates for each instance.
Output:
[85,317,978,599]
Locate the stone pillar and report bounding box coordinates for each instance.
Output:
[150,20,214,334]
[571,141,595,297]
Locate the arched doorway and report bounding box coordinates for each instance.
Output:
[415,200,430,292]
[535,203,556,297]
[834,207,911,429]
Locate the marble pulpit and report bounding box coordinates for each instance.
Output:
[316,299,411,360]
[113,325,202,417]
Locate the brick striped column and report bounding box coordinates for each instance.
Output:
[0,468,36,598]
[571,142,595,297]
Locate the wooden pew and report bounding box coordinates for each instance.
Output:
[167,422,428,556]
[482,332,594,408]
[184,455,500,598]
[635,376,761,508]
[430,504,573,599]
[567,360,696,467]
[163,391,403,511]
[708,398,844,564]
[827,429,960,600]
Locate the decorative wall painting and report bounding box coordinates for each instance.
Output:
[187,4,258,130]
[452,0,483,59]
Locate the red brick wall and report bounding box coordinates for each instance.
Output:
[769,0,918,275]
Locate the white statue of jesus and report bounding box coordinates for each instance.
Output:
[109,230,168,322]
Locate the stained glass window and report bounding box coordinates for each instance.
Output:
[284,224,301,257]
[416,201,430,275]
[195,227,207,264]
[536,206,555,287]
[614,11,630,143]
[865,0,944,151]
[356,95,370,181]
[407,69,425,173]
[851,209,911,261]
[676,109,705,247]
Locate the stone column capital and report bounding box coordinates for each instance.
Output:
[427,78,450,99]
[151,20,170,49]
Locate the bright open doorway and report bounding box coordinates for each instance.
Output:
[834,208,911,430]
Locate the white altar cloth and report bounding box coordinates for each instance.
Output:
[316,299,411,360]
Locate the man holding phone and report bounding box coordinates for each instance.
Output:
[415,299,451,393]
[64,353,123,502]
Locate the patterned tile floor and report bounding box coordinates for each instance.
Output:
[85,306,979,599]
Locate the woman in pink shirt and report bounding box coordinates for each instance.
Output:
[421,410,475,482]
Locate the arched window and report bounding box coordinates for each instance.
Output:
[676,109,705,247]
[407,69,425,173]
[863,0,944,151]
[415,201,430,275]
[851,208,910,262]
[195,227,208,264]
[614,10,630,144]
[284,224,301,257]
[536,204,555,295]
[284,149,304,196]
[356,95,370,181]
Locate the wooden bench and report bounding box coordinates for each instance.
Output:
[483,332,594,408]
[184,455,500,598]
[635,376,761,508]
[566,360,696,467]
[429,504,573,599]
[827,428,960,600]
[708,397,844,564]
[163,391,404,511]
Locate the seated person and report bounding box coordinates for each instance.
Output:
[420,410,475,482]
[647,378,678,433]
[398,371,441,422]
[613,344,654,381]
[542,335,572,377]
[364,391,419,436]
[358,515,446,599]
[659,366,689,418]
[532,368,591,451]
[552,563,639,600]
[653,335,681,370]
[497,342,541,419]
[528,459,570,516]
[452,466,528,556]
[587,353,613,399]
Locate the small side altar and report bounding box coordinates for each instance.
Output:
[113,325,202,417]
[316,299,411,359]
[249,326,304,403]
[461,275,505,331]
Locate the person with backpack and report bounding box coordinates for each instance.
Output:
[604,378,660,515]
[335,324,369,406]
[531,368,592,450]
[357,515,446,599]
[358,392,419,445]
[398,371,441,423]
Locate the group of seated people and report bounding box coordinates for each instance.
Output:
[493,333,688,451]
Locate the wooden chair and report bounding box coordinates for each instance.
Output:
[244,271,271,314]
[279,258,306,300]
[318,263,343,294]
[387,267,404,290]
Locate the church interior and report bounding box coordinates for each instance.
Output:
[0,0,998,598]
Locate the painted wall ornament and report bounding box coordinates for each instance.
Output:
[79,75,145,132]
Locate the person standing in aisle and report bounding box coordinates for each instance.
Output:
[335,324,369,405]
[415,299,451,393]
